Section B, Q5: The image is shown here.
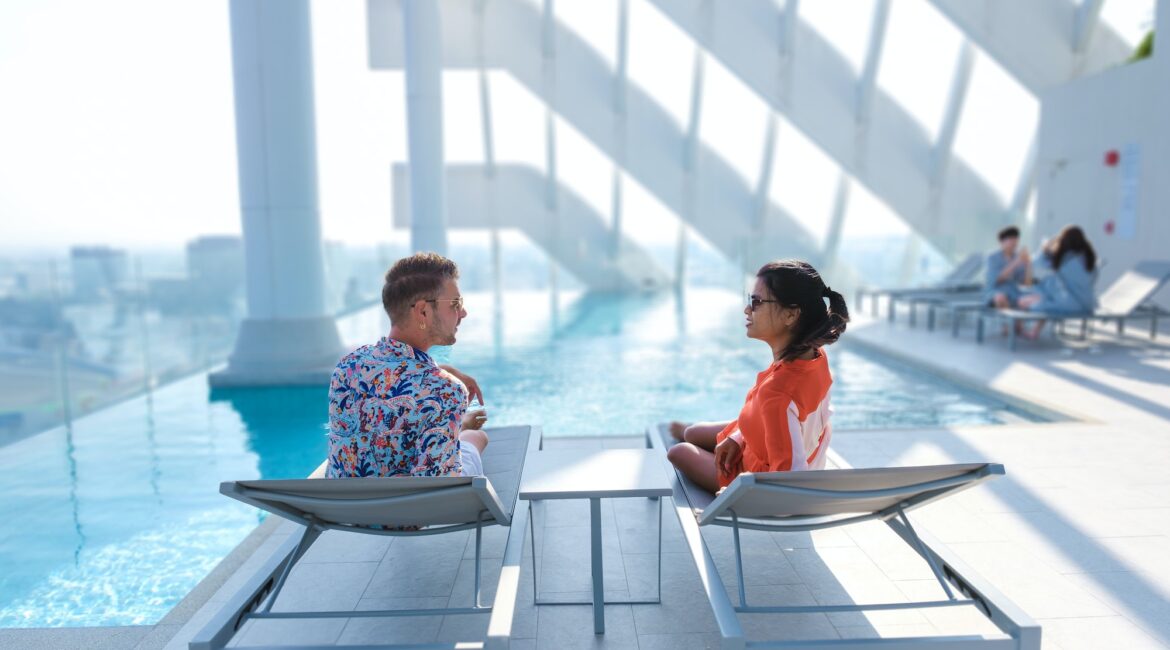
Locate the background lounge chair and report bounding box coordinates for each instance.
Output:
[856,252,984,319]
[976,260,1170,350]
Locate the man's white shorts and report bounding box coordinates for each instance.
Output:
[460,443,484,477]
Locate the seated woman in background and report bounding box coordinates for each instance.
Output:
[667,260,848,494]
[1017,225,1098,340]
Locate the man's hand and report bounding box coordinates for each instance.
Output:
[462,408,488,431]
[714,437,744,477]
[440,365,485,405]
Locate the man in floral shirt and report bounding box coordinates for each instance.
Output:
[326,253,488,478]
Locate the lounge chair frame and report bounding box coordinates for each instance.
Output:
[962,260,1170,350]
[856,252,984,318]
[649,426,1041,650]
[977,305,1166,350]
[189,425,540,650]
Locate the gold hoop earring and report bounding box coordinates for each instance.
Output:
[420,323,427,330]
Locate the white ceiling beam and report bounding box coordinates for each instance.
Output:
[474,0,495,177]
[854,0,891,171]
[611,0,629,260]
[753,113,778,233]
[1010,137,1038,215]
[542,0,557,211]
[1072,0,1106,54]
[822,172,850,272]
[931,41,975,189]
[928,0,1128,93]
[777,0,799,107]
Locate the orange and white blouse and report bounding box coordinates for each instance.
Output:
[715,350,833,488]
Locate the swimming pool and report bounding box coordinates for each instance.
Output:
[0,289,1041,627]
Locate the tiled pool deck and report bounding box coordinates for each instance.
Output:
[7,313,1170,649]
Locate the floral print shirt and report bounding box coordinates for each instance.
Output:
[326,337,469,478]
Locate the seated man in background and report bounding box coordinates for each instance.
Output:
[985,226,1032,309]
[326,252,488,478]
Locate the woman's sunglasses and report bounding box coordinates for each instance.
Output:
[747,295,780,312]
[747,294,800,312]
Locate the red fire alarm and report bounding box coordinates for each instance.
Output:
[1104,219,1116,235]
[1104,149,1120,166]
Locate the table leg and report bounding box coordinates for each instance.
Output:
[529,502,539,598]
[590,497,604,634]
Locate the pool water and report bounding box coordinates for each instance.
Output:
[0,289,1040,627]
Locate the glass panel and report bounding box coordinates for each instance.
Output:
[442,71,486,163]
[1099,0,1156,48]
[554,116,615,227]
[698,56,770,184]
[952,50,1039,204]
[618,172,688,275]
[313,1,404,242]
[769,116,841,247]
[557,0,620,70]
[876,0,964,141]
[0,0,239,248]
[800,0,877,76]
[839,178,912,287]
[489,72,547,173]
[627,0,695,128]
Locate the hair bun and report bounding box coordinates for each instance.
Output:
[822,285,833,298]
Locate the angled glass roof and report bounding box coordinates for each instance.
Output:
[951,49,1039,204]
[0,0,1142,266]
[699,55,770,185]
[626,0,696,129]
[876,0,965,141]
[1099,0,1156,47]
[770,116,841,246]
[801,0,878,76]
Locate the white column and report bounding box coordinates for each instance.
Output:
[1155,0,1170,274]
[543,0,559,296]
[211,0,343,388]
[680,27,706,288]
[404,0,448,255]
[610,0,629,262]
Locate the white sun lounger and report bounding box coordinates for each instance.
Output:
[189,425,539,650]
[650,424,1040,649]
[857,252,984,318]
[976,260,1170,350]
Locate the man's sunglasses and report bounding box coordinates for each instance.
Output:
[426,297,465,311]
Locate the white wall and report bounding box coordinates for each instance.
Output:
[1035,13,1170,307]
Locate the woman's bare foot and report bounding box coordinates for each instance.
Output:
[668,421,689,441]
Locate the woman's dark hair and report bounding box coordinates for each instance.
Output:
[1044,225,1096,272]
[756,259,849,363]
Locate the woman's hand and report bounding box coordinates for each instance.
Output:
[714,437,744,477]
[440,364,485,405]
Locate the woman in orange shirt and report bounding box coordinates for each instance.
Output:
[668,259,848,493]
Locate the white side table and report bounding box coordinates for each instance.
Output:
[518,448,673,634]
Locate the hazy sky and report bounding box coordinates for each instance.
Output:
[0,0,1154,251]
